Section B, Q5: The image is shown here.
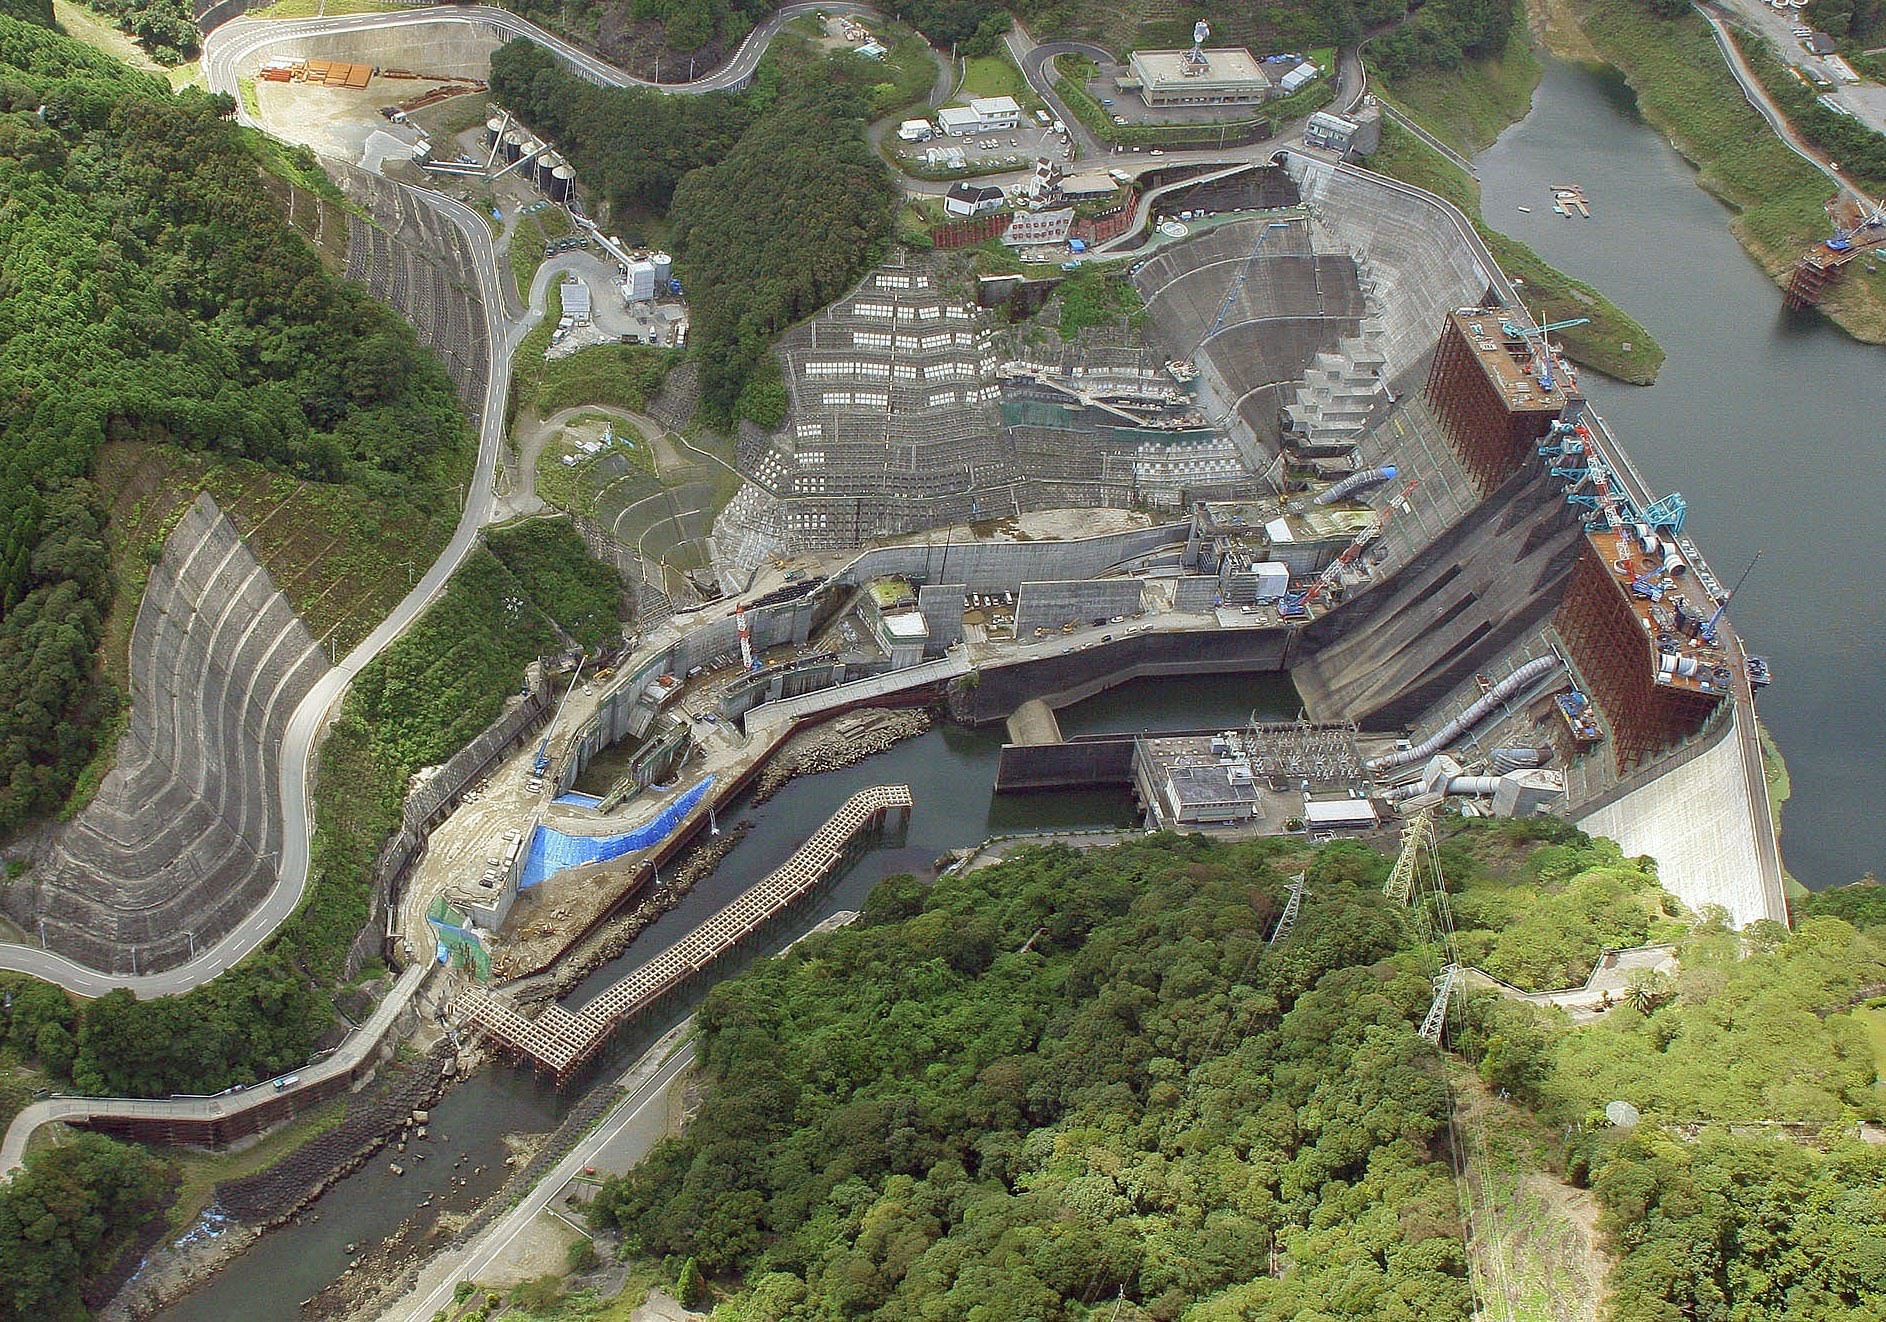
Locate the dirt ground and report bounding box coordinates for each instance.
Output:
[1531,0,1602,64]
[1454,1069,1609,1322]
[493,860,646,980]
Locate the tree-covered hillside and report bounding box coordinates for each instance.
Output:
[593,835,1477,1319]
[491,41,894,424]
[0,8,469,841]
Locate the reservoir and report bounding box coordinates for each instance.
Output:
[1474,57,1883,891]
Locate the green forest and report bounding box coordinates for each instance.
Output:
[668,76,895,423]
[487,519,627,652]
[0,528,613,1100]
[0,5,469,843]
[0,1131,170,1321]
[576,828,1886,1322]
[594,834,1477,1319]
[492,40,895,423]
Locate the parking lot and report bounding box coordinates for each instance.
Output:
[1718,0,1886,135]
[893,119,1073,173]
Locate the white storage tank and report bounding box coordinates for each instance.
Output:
[549,164,574,202]
[649,251,673,289]
[483,116,505,150]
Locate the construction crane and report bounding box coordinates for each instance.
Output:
[532,657,588,778]
[1825,196,1886,252]
[736,602,757,672]
[1500,315,1589,393]
[1279,479,1418,619]
[1702,548,1763,643]
[1198,222,1289,350]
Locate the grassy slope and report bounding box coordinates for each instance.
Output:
[1565,0,1886,341]
[1368,120,1665,383]
[1378,18,1543,153]
[506,206,574,304]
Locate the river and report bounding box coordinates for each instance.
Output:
[153,673,1296,1322]
[1474,56,1884,892]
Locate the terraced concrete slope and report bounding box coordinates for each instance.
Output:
[2,496,331,974]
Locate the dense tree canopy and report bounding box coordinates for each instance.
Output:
[0,12,468,841]
[668,74,895,421]
[592,835,1475,1318]
[0,1131,169,1321]
[489,37,753,219]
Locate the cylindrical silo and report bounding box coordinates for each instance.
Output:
[502,129,525,163]
[483,116,504,150]
[649,251,673,289]
[535,151,561,191]
[550,164,574,202]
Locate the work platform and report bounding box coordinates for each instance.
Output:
[457,785,912,1085]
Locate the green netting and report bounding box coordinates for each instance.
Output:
[427,895,492,981]
[1001,398,1081,430]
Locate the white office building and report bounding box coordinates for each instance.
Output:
[937,96,1023,135]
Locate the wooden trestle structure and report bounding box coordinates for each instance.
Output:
[457,784,913,1085]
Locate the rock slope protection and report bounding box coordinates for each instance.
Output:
[3,496,331,974]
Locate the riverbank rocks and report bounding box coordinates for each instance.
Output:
[212,1047,453,1225]
[753,708,933,803]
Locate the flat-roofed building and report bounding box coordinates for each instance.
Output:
[938,97,1023,135]
[1059,171,1118,198]
[1128,48,1271,107]
[969,95,1022,129]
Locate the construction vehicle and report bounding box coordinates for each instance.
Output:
[1280,480,1419,620]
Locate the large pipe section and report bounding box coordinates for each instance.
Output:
[1368,654,1564,771]
[1314,464,1398,505]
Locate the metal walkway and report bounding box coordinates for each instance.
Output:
[458,785,913,1083]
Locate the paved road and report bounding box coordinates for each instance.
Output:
[387,1038,697,1321]
[1,963,433,1174]
[202,2,883,96]
[1711,0,1886,137]
[1694,3,1870,206]
[1378,101,1477,177]
[0,172,513,998]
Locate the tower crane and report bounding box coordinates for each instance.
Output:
[1279,479,1419,619]
[1500,315,1590,393]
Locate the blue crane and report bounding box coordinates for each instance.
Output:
[1500,315,1590,393]
[1198,223,1289,350]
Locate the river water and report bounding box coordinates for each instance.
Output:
[1474,56,1884,891]
[154,673,1295,1321]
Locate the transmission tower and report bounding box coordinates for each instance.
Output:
[1383,807,1439,905]
[1420,964,1460,1044]
[1268,872,1307,946]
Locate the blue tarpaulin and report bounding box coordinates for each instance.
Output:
[554,791,604,808]
[519,776,715,889]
